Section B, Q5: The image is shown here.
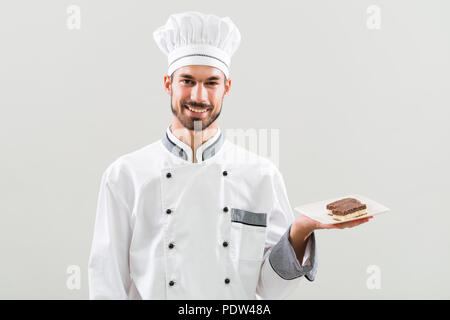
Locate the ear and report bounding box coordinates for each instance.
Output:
[163,75,172,95]
[224,78,231,97]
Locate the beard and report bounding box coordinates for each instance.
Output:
[171,95,222,131]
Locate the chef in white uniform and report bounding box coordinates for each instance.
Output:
[88,11,372,300]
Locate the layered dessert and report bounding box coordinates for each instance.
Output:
[326,197,367,221]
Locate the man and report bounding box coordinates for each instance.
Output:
[88,11,372,300]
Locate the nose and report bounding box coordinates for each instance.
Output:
[190,82,208,103]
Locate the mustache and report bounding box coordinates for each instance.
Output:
[182,101,212,109]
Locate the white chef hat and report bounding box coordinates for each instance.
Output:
[153,11,241,79]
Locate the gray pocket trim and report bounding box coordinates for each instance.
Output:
[231,208,267,227]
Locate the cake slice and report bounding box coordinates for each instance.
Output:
[326,198,367,221]
[326,198,360,216]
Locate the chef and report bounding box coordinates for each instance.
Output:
[87,11,372,300]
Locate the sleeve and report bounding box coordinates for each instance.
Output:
[256,167,318,300]
[300,235,313,267]
[87,169,133,299]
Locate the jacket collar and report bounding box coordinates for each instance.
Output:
[162,125,224,163]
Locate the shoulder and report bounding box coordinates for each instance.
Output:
[102,140,164,187]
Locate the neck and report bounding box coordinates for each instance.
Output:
[170,116,219,162]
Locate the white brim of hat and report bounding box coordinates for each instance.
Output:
[168,52,230,79]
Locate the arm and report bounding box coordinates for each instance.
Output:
[288,213,373,278]
[289,218,314,267]
[289,213,374,264]
[87,169,133,299]
[256,168,318,300]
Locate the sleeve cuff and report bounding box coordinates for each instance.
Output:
[301,234,313,267]
[268,224,318,281]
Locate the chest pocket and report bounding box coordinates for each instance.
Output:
[229,209,267,261]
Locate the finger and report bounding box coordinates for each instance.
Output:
[315,223,333,229]
[350,218,370,226]
[324,216,373,229]
[334,218,370,229]
[347,219,369,227]
[321,224,337,229]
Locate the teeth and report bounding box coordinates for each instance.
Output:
[187,105,208,113]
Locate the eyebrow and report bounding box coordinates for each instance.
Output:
[178,74,222,81]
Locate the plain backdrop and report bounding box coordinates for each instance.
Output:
[0,0,449,299]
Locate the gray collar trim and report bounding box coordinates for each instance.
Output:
[161,132,188,160]
[162,130,224,162]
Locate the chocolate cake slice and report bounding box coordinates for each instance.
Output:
[326,198,360,216]
[326,198,368,221]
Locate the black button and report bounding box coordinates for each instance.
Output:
[166,172,172,178]
[222,171,228,176]
[168,243,174,249]
[224,278,230,284]
[223,241,228,247]
[223,207,229,212]
[166,209,172,214]
[169,280,175,286]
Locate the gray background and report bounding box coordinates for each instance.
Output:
[0,0,449,299]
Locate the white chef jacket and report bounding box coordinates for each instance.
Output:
[88,126,318,300]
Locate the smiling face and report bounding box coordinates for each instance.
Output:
[164,65,231,131]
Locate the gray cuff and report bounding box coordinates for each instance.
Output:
[268,224,318,281]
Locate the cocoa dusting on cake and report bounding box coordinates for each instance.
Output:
[326,198,367,216]
[326,198,360,211]
[331,202,367,216]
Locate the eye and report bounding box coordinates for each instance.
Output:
[181,79,192,84]
[207,82,218,86]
